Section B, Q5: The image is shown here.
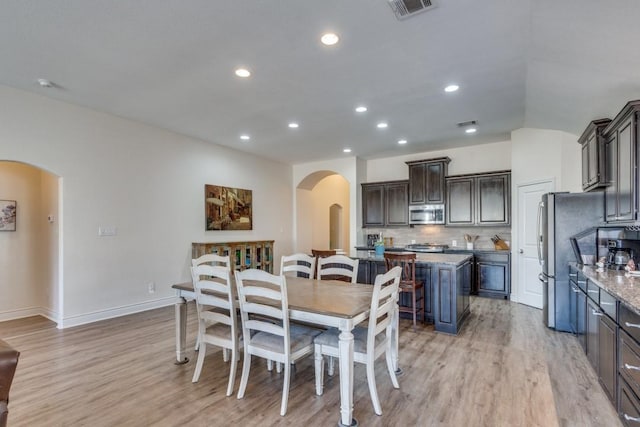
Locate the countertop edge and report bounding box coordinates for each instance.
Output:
[572,263,640,316]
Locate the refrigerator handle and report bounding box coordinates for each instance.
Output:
[536,201,544,266]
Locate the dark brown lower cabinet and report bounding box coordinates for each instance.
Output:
[598,313,617,404]
[619,376,640,426]
[475,252,510,299]
[577,290,587,352]
[586,298,599,371]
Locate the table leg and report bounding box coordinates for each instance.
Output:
[338,322,357,427]
[174,296,189,364]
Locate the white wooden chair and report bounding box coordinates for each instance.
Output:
[234,269,319,416]
[313,266,402,415]
[191,264,240,397]
[316,254,359,283]
[280,253,316,279]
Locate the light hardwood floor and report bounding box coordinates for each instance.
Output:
[1,297,622,426]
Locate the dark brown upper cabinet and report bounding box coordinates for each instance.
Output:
[603,100,640,223]
[579,118,611,192]
[446,171,511,227]
[406,157,450,205]
[362,180,409,227]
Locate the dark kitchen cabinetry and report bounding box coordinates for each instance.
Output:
[406,157,450,205]
[603,101,640,223]
[586,295,600,371]
[599,311,617,404]
[475,252,510,299]
[579,118,611,191]
[362,180,409,227]
[445,171,511,226]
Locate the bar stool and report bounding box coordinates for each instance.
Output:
[384,252,424,332]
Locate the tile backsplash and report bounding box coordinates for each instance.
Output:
[363,225,512,250]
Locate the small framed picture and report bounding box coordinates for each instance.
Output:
[0,200,17,231]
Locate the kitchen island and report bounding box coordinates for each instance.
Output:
[352,250,473,334]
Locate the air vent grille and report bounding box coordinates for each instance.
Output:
[388,0,437,20]
[457,120,477,128]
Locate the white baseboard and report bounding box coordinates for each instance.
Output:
[58,296,176,329]
[0,306,47,323]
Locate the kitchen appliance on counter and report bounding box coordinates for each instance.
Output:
[408,204,445,225]
[405,243,448,253]
[366,233,380,247]
[606,238,640,269]
[537,192,604,332]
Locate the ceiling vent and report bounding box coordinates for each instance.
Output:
[388,0,437,20]
[457,120,477,128]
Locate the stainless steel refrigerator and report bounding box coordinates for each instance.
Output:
[537,192,604,331]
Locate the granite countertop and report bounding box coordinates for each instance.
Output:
[575,264,640,314]
[351,250,472,266]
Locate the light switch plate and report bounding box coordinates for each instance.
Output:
[98,226,117,236]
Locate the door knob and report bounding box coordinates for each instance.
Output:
[519,249,524,254]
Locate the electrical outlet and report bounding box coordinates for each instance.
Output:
[452,240,457,247]
[410,239,416,244]
[147,282,155,293]
[98,226,117,236]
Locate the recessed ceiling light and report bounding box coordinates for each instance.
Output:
[377,122,388,129]
[37,78,53,88]
[235,68,251,78]
[445,84,459,93]
[343,148,352,153]
[465,128,477,134]
[288,122,299,129]
[397,139,408,145]
[240,134,250,140]
[321,33,340,46]
[355,106,368,113]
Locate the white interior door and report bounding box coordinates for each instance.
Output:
[517,180,554,308]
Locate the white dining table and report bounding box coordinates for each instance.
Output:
[172,276,399,427]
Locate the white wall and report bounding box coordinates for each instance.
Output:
[366,140,512,182]
[0,85,293,327]
[0,162,58,320]
[510,128,581,302]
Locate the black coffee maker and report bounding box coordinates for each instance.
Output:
[607,239,637,269]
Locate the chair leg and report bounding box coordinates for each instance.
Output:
[314,345,325,396]
[237,353,251,399]
[276,361,282,373]
[226,346,238,397]
[328,356,335,376]
[412,289,417,332]
[191,341,206,383]
[366,360,382,416]
[281,360,291,416]
[267,359,273,371]
[222,348,230,362]
[385,346,400,389]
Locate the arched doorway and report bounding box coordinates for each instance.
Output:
[0,160,62,325]
[295,171,350,253]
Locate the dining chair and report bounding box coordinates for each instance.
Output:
[234,269,320,416]
[192,254,231,353]
[311,249,336,258]
[191,264,240,397]
[317,254,359,283]
[313,266,402,416]
[280,253,316,279]
[384,252,424,332]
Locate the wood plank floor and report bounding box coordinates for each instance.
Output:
[1,297,621,426]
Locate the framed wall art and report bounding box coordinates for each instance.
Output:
[0,200,16,231]
[204,185,252,231]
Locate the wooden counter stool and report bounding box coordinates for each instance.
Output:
[383,252,424,332]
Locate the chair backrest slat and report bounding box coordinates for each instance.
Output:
[280,253,316,279]
[191,261,236,341]
[367,266,401,353]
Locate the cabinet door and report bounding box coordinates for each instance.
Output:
[385,182,408,226]
[618,117,635,221]
[362,184,385,227]
[476,261,507,295]
[570,282,579,334]
[408,164,426,205]
[587,133,599,185]
[446,178,474,225]
[605,134,618,222]
[598,313,617,404]
[476,174,510,225]
[426,162,445,203]
[582,142,590,189]
[577,290,587,352]
[586,298,599,371]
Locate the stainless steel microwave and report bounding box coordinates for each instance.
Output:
[409,204,445,225]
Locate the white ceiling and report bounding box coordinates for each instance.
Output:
[1,0,639,165]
